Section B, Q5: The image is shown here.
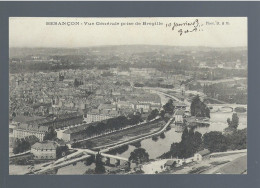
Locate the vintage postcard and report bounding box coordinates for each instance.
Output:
[9,17,247,175]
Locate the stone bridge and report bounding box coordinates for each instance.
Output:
[81,149,129,166]
[207,104,247,113]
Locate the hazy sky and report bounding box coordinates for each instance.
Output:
[9,17,247,48]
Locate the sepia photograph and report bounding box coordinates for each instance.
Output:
[9,17,247,175]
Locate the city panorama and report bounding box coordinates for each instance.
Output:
[9,17,247,175]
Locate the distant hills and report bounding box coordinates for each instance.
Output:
[9,45,247,58]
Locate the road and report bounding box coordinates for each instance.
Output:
[147,88,191,107]
[172,151,247,174]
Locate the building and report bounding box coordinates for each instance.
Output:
[13,123,49,141]
[164,160,177,170]
[217,63,224,68]
[52,113,83,129]
[172,101,187,110]
[9,123,17,147]
[133,103,151,113]
[32,102,52,116]
[57,123,95,142]
[26,112,83,129]
[185,116,210,127]
[31,141,59,160]
[86,109,120,123]
[194,149,210,161]
[174,109,185,124]
[116,101,133,110]
[135,94,161,107]
[98,103,117,111]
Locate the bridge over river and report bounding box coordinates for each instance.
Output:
[207,104,247,113]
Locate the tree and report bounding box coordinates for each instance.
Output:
[107,145,129,155]
[226,128,247,150]
[193,132,203,150]
[152,135,159,142]
[159,110,166,118]
[85,169,95,174]
[160,132,166,139]
[190,95,200,116]
[128,114,142,125]
[83,115,143,138]
[161,128,246,159]
[129,148,149,165]
[84,155,95,166]
[56,145,69,159]
[227,113,239,130]
[203,131,228,152]
[160,127,203,159]
[43,126,57,141]
[181,127,189,141]
[74,78,78,87]
[131,141,141,148]
[24,135,39,146]
[175,128,202,158]
[13,138,31,154]
[163,99,174,114]
[190,95,210,118]
[205,107,210,119]
[13,139,21,154]
[95,153,106,174]
[147,109,159,121]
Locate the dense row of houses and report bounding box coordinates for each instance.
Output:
[86,94,162,123]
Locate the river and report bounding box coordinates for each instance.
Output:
[56,110,247,174]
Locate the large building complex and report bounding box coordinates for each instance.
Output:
[13,123,49,141]
[12,112,83,141]
[26,112,83,129]
[86,109,120,123]
[57,123,95,142]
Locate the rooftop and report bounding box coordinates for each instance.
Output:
[172,101,187,107]
[175,109,185,116]
[31,141,59,150]
[98,103,117,110]
[12,115,43,123]
[15,123,49,132]
[26,112,83,126]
